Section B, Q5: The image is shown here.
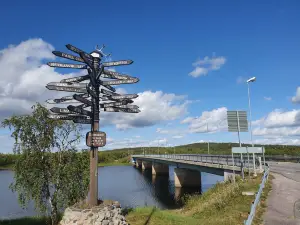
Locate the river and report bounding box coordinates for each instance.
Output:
[0,165,223,220]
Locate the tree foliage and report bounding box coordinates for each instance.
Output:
[1,103,89,225]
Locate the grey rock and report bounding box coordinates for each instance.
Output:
[102,220,109,225]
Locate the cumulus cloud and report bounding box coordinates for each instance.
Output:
[252,109,300,137]
[182,107,228,133]
[0,39,190,131]
[0,39,85,121]
[172,135,184,139]
[291,87,300,104]
[189,55,226,78]
[101,91,190,130]
[264,97,272,101]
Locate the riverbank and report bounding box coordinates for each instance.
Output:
[0,164,14,170]
[126,174,272,225]
[0,174,272,225]
[98,162,131,167]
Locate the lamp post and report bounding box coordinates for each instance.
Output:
[246,76,257,176]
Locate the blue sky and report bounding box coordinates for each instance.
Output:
[0,0,300,152]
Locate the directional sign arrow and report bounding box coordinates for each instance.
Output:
[102,60,133,67]
[50,107,77,114]
[47,62,87,69]
[73,118,91,124]
[60,75,90,83]
[107,94,138,100]
[73,94,92,106]
[100,96,134,103]
[52,51,84,63]
[101,78,139,86]
[66,44,85,55]
[67,105,92,117]
[46,85,88,94]
[102,70,132,80]
[118,104,139,109]
[102,107,140,113]
[62,93,89,99]
[48,114,90,120]
[47,82,88,89]
[101,100,130,108]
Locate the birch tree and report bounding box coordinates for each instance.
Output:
[1,103,89,225]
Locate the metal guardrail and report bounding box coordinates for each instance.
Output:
[132,154,258,168]
[244,167,270,225]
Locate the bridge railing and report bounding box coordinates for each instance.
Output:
[132,154,258,168]
[244,167,270,225]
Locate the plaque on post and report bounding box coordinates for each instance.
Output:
[86,131,106,147]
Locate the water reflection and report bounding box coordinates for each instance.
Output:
[0,165,224,219]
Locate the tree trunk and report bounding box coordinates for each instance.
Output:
[49,198,59,225]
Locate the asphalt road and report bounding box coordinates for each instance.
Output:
[264,162,300,225]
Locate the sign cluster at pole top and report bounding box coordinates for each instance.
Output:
[45,43,141,148]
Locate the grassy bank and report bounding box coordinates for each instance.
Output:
[0,163,14,170]
[126,174,272,225]
[98,162,131,167]
[0,217,49,225]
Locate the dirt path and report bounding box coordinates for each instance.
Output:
[264,172,300,225]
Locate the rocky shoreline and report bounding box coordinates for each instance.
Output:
[59,201,128,225]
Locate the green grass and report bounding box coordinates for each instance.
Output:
[0,216,49,225]
[0,163,14,170]
[98,162,131,167]
[126,175,269,225]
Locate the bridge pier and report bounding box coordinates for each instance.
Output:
[152,163,169,175]
[136,159,142,168]
[174,168,201,188]
[142,161,152,170]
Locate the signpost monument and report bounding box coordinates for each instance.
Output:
[45,44,140,206]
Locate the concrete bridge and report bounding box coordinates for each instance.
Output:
[131,154,264,188]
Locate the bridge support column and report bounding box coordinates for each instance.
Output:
[142,161,152,170]
[224,169,240,182]
[152,163,169,175]
[136,159,142,168]
[174,168,201,188]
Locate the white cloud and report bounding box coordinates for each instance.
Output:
[291,87,300,104]
[253,137,300,146]
[101,91,190,130]
[172,135,184,139]
[182,107,228,133]
[264,96,272,101]
[0,39,85,121]
[189,55,226,78]
[252,109,300,138]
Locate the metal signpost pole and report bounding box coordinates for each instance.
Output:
[237,111,244,180]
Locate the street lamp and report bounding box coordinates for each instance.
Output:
[246,76,257,176]
[246,76,255,146]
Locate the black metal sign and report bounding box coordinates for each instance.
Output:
[66,44,85,55]
[101,100,129,108]
[47,62,87,69]
[46,99,79,104]
[101,78,139,86]
[46,85,88,93]
[73,118,91,124]
[60,75,90,83]
[86,131,106,147]
[52,51,84,63]
[73,94,92,106]
[79,52,93,68]
[48,114,90,120]
[67,105,92,117]
[103,107,140,113]
[47,82,88,88]
[102,60,133,67]
[108,94,138,100]
[118,104,139,109]
[102,70,131,80]
[50,107,77,114]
